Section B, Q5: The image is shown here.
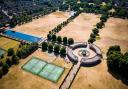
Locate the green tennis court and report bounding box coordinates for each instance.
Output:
[22,57,64,83]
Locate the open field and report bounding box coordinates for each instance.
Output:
[95,17,128,54]
[13,11,69,38]
[70,17,128,89]
[71,60,128,89]
[0,12,128,89]
[57,13,101,42]
[0,37,20,51]
[0,49,72,89]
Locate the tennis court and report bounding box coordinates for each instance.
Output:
[22,57,64,83]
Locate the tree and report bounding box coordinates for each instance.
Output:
[90,33,96,38]
[60,47,66,57]
[2,63,9,75]
[12,55,19,64]
[6,58,12,67]
[16,50,22,58]
[115,8,127,18]
[7,48,14,56]
[96,21,105,29]
[47,34,52,41]
[120,52,128,79]
[0,69,3,79]
[42,42,48,51]
[100,14,109,22]
[88,38,96,44]
[107,45,121,56]
[57,36,62,44]
[52,34,56,42]
[63,37,68,45]
[48,43,53,52]
[92,28,99,35]
[107,51,122,72]
[68,38,74,45]
[54,45,60,54]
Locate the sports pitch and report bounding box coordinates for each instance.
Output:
[22,57,64,83]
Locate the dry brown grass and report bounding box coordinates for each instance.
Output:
[57,13,101,42]
[0,49,72,89]
[0,12,128,89]
[71,60,128,89]
[13,11,69,38]
[70,17,128,89]
[95,17,128,54]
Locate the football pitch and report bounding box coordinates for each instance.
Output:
[22,57,64,83]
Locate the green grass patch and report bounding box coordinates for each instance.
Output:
[0,37,20,51]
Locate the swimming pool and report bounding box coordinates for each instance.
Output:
[4,30,41,42]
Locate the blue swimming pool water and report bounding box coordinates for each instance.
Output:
[4,30,41,42]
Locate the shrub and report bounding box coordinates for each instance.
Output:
[47,34,52,41]
[60,47,66,57]
[12,55,19,64]
[6,58,12,67]
[48,43,53,52]
[7,48,14,56]
[57,36,62,43]
[92,28,99,35]
[88,38,96,44]
[68,38,74,45]
[2,63,9,75]
[42,42,48,51]
[90,33,96,38]
[52,34,56,42]
[54,44,60,54]
[63,37,68,45]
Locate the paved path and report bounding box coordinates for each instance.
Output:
[59,61,81,89]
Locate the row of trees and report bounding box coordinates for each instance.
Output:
[49,11,81,35]
[106,45,128,80]
[16,42,38,59]
[60,0,128,19]
[47,34,74,46]
[88,13,109,43]
[9,8,55,28]
[0,42,38,78]
[42,42,66,57]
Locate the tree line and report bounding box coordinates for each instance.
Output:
[42,42,66,57]
[0,42,38,78]
[88,13,109,44]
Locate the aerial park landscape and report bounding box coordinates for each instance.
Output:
[0,0,128,89]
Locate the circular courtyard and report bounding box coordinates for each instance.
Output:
[67,42,102,66]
